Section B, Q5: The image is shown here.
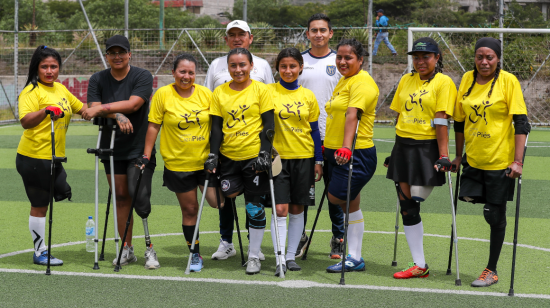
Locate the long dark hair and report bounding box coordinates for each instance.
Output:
[275,48,304,75]
[410,37,443,84]
[23,45,62,94]
[462,61,501,100]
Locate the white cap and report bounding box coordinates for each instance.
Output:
[225,20,251,35]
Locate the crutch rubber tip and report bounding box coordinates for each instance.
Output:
[391,261,397,267]
[99,255,104,261]
[508,289,514,296]
[45,269,51,275]
[446,269,452,275]
[455,279,462,286]
[93,263,100,270]
[114,266,121,272]
[301,255,308,261]
[339,279,345,285]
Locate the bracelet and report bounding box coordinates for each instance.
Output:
[315,161,324,165]
[513,161,523,167]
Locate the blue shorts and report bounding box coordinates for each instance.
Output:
[325,147,377,201]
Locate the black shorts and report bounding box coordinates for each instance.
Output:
[273,158,315,206]
[218,155,269,197]
[458,156,515,205]
[16,153,72,208]
[386,136,446,186]
[101,155,156,219]
[163,167,219,193]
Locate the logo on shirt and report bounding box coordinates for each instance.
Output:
[468,100,493,125]
[326,65,336,76]
[178,110,203,130]
[56,98,70,113]
[279,101,306,121]
[221,180,230,192]
[252,65,258,75]
[405,90,429,112]
[226,104,251,128]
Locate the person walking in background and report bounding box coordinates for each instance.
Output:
[373,9,398,57]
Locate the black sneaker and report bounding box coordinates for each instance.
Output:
[329,236,343,259]
[286,260,301,271]
[295,233,308,258]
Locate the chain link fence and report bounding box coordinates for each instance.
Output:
[1,27,549,126]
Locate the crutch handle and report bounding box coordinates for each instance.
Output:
[505,167,512,175]
[45,110,65,118]
[52,155,67,163]
[97,149,114,155]
[92,117,105,126]
[87,148,98,154]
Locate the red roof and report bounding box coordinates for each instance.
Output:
[151,0,203,8]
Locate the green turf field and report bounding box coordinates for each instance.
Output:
[1,123,550,307]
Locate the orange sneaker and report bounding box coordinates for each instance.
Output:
[471,268,498,287]
[393,262,429,279]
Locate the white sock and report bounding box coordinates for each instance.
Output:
[29,216,47,257]
[270,215,286,265]
[347,210,364,260]
[404,221,426,268]
[286,212,304,261]
[248,227,265,260]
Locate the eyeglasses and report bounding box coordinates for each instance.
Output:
[105,51,128,58]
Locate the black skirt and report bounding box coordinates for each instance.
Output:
[386,136,446,186]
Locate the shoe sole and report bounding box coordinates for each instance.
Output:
[144,263,160,269]
[330,254,342,259]
[326,267,366,273]
[287,265,301,271]
[295,241,308,258]
[34,262,63,266]
[393,273,429,279]
[113,256,138,266]
[471,280,497,287]
[211,251,236,260]
[245,270,260,275]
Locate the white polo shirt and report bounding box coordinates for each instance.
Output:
[204,54,275,91]
[298,49,342,139]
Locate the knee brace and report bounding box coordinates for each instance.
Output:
[245,194,266,229]
[483,203,507,228]
[410,185,434,202]
[400,199,421,226]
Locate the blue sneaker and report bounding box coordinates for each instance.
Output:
[326,255,365,273]
[189,253,203,272]
[33,251,63,266]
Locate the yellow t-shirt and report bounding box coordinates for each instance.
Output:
[210,80,274,161]
[149,84,212,172]
[270,83,320,159]
[325,70,379,150]
[17,82,83,159]
[391,73,457,140]
[454,70,527,170]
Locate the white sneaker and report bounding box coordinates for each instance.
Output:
[247,246,265,261]
[245,258,261,275]
[211,239,236,260]
[144,245,160,269]
[112,243,137,266]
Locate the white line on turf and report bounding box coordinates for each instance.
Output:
[0,125,17,129]
[2,230,549,260]
[0,268,549,299]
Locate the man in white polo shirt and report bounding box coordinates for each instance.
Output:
[205,20,274,261]
[297,13,345,260]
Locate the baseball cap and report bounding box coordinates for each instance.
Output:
[407,41,440,55]
[226,20,251,35]
[105,35,130,52]
[376,9,384,13]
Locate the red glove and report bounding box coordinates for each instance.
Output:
[45,106,62,116]
[321,145,325,156]
[334,147,352,160]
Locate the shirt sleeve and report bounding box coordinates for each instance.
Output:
[64,86,84,114]
[380,16,389,27]
[210,88,222,117]
[308,91,320,122]
[348,81,377,113]
[264,62,275,84]
[131,70,154,102]
[505,74,527,115]
[258,84,275,114]
[148,88,165,125]
[435,76,457,116]
[87,73,102,104]
[453,73,472,122]
[390,77,405,113]
[18,87,41,120]
[204,60,215,91]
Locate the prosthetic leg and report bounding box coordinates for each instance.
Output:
[45,110,67,275]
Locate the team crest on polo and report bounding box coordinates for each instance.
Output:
[221,180,230,192]
[326,65,336,76]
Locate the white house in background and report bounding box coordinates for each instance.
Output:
[456,0,549,20]
[151,0,233,18]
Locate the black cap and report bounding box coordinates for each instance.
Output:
[376,9,384,13]
[105,35,130,52]
[407,41,440,55]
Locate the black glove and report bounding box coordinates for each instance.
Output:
[204,153,218,173]
[435,156,452,172]
[253,151,271,172]
[384,156,390,166]
[136,154,149,168]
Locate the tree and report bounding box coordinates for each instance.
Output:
[0,0,63,31]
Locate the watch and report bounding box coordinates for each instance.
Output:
[315,161,324,165]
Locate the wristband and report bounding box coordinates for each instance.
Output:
[513,161,523,167]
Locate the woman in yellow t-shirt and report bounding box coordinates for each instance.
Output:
[324,39,379,274]
[452,37,529,287]
[385,37,457,279]
[141,53,222,272]
[268,48,323,275]
[16,45,87,266]
[204,48,274,275]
